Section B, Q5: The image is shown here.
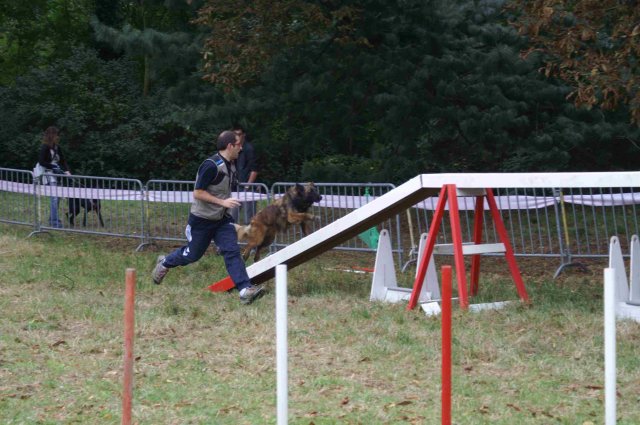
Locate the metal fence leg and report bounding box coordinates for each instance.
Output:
[135,185,153,252]
[552,188,585,278]
[27,177,49,238]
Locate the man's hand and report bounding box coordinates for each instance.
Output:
[221,198,241,209]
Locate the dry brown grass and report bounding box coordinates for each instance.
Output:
[1,225,639,424]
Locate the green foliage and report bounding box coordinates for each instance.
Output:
[0,48,220,181]
[210,0,639,182]
[90,0,210,97]
[507,0,640,124]
[1,0,639,185]
[196,0,357,89]
[301,154,385,183]
[0,1,94,85]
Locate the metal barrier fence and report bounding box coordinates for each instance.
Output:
[406,186,640,276]
[409,188,561,257]
[145,180,270,244]
[270,182,403,264]
[553,187,640,275]
[1,166,639,276]
[0,168,36,228]
[30,172,145,247]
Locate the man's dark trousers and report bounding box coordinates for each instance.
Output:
[163,213,251,291]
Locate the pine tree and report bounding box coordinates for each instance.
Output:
[0,1,94,85]
[197,0,639,183]
[90,0,212,99]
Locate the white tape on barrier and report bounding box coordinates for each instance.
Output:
[3,176,640,209]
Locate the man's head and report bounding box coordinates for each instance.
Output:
[217,130,242,160]
[232,124,246,146]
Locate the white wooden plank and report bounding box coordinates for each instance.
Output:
[433,243,505,255]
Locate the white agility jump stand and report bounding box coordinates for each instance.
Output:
[603,232,640,425]
[603,236,640,425]
[607,235,640,321]
[604,235,640,425]
[370,230,439,304]
[370,230,513,315]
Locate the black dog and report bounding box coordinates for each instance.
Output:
[67,197,104,227]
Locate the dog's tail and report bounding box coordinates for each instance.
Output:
[233,223,251,241]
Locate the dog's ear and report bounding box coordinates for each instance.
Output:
[295,183,304,193]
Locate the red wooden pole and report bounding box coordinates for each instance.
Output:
[470,195,485,296]
[441,265,452,425]
[484,189,530,303]
[407,185,448,310]
[447,184,468,309]
[122,268,136,425]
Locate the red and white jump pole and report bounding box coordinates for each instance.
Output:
[122,268,136,425]
[441,265,452,425]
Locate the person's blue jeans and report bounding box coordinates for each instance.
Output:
[163,214,251,291]
[48,179,63,228]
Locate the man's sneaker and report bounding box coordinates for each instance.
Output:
[151,255,169,285]
[239,285,265,305]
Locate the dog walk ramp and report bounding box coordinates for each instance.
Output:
[209,175,436,291]
[209,171,640,293]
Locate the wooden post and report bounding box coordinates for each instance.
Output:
[441,265,452,425]
[122,268,136,425]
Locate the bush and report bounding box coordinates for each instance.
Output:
[301,155,386,183]
[0,47,221,181]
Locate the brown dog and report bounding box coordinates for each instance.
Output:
[234,182,323,262]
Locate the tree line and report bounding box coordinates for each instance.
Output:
[1,0,638,186]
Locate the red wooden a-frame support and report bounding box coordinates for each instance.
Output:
[407,184,529,310]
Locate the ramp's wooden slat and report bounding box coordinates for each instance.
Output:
[418,172,640,188]
[209,176,436,290]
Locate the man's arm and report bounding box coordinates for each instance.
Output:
[193,189,240,209]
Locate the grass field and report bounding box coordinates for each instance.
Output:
[0,223,639,424]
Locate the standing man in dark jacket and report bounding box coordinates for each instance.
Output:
[151,130,264,304]
[231,124,259,224]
